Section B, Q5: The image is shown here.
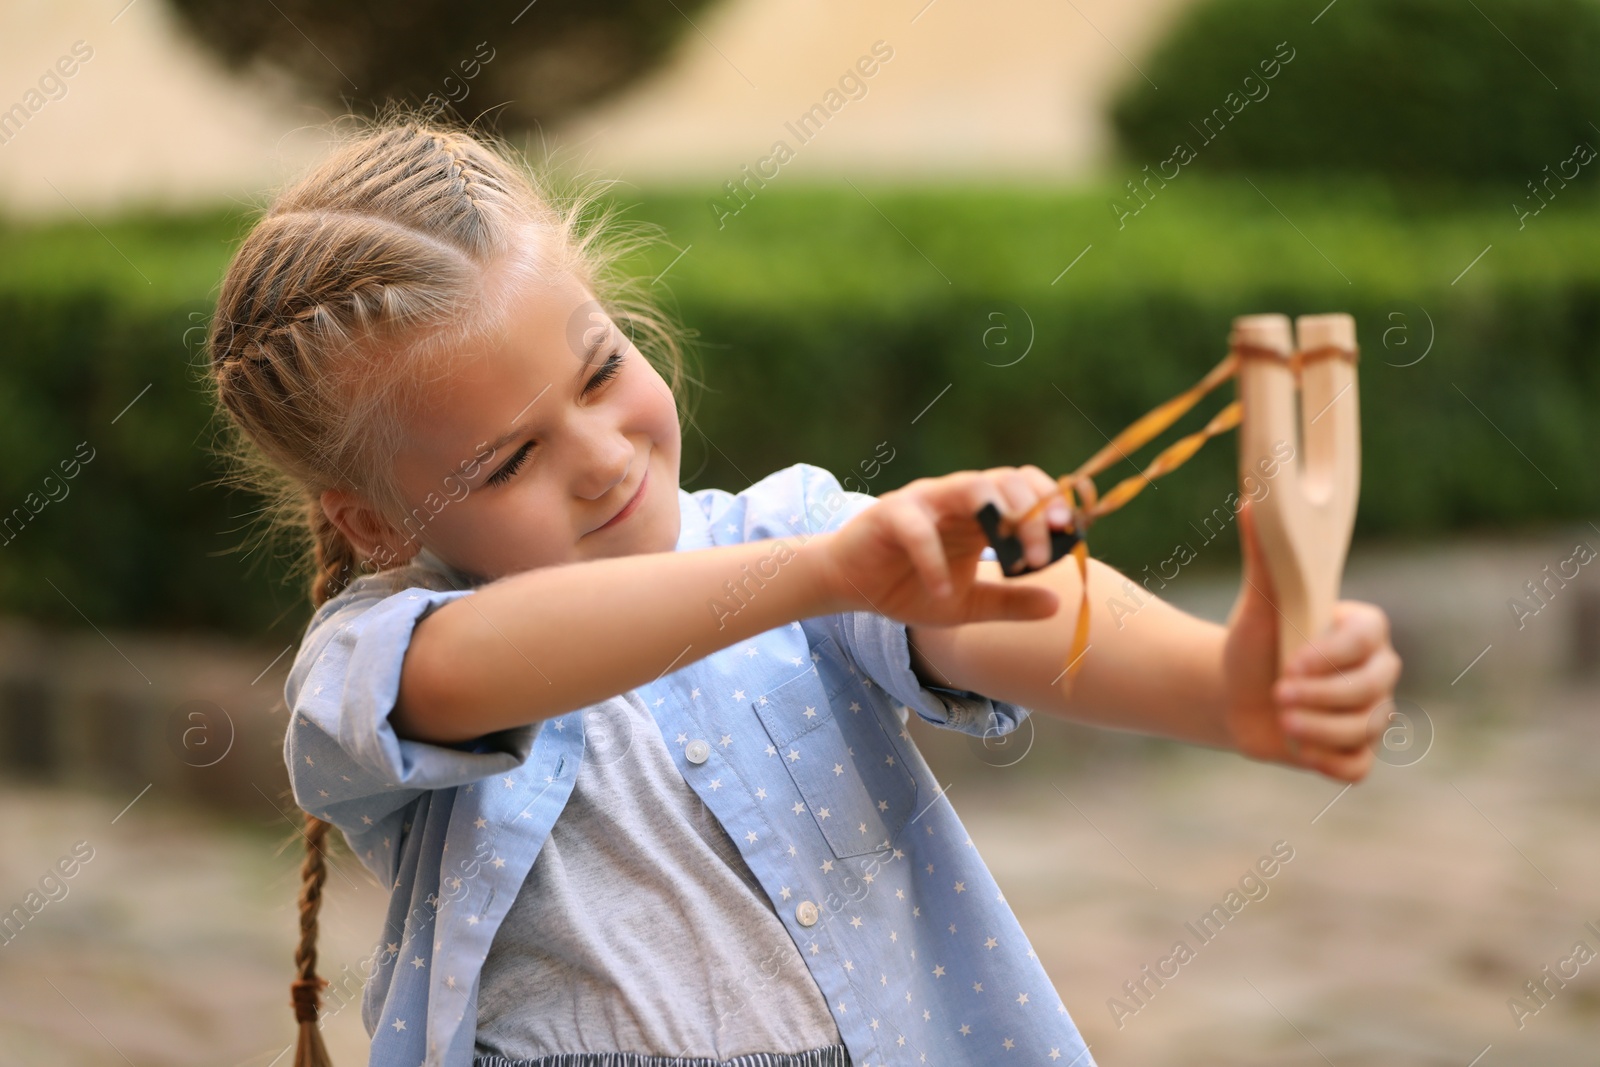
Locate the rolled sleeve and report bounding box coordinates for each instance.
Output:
[788,462,1021,737]
[284,583,540,827]
[838,609,1031,738]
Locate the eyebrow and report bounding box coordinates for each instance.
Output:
[475,327,614,464]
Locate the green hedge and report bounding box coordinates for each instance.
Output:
[1110,0,1600,181]
[1,177,1596,641]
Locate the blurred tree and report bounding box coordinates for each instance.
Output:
[1109,0,1600,181]
[165,0,717,129]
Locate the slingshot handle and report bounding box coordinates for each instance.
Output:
[1233,313,1361,672]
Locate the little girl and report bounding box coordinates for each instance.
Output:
[206,118,1400,1067]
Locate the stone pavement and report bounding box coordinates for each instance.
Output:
[2,525,1597,1064]
[1,673,1595,1065]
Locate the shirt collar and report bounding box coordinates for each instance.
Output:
[413,544,479,587]
[675,486,714,552]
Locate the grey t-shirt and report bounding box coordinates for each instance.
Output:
[471,686,847,1062]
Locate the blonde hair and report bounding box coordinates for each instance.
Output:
[204,112,694,1062]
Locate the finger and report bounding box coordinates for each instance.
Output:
[886,473,995,561]
[987,465,1069,571]
[1013,464,1068,513]
[1229,499,1284,649]
[1019,462,1074,547]
[886,500,953,596]
[917,470,1010,537]
[992,467,1052,571]
[1279,705,1381,750]
[1274,646,1402,710]
[1225,499,1282,665]
[1292,741,1375,784]
[1284,601,1393,678]
[1235,498,1276,603]
[962,578,1060,624]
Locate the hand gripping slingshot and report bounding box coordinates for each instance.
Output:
[975,312,1361,690]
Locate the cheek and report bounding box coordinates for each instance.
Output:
[630,362,680,445]
[614,371,681,545]
[425,486,563,579]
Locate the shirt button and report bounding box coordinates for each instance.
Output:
[685,739,710,764]
[795,900,819,927]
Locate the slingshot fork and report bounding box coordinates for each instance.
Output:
[975,310,1362,689]
[1232,313,1361,671]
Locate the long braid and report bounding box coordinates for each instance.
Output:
[202,114,692,1060]
[291,813,334,1067]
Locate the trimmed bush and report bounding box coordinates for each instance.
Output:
[0,179,1595,640]
[1110,0,1600,181]
[166,0,717,131]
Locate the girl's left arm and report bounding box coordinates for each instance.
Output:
[907,554,1234,748]
[906,498,1402,783]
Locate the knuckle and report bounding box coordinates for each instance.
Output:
[1372,604,1392,640]
[964,471,999,498]
[1384,646,1404,679]
[1021,464,1055,489]
[1355,601,1388,641]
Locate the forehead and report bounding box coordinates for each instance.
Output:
[395,265,608,473]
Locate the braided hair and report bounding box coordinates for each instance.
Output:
[204,113,690,1062]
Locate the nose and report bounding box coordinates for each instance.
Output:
[571,418,634,502]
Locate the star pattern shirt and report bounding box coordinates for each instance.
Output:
[284,462,1096,1067]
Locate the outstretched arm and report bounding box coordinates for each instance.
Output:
[397,468,1067,747]
[397,537,850,744]
[906,554,1233,749]
[903,466,1401,783]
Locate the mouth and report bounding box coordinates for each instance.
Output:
[593,463,649,533]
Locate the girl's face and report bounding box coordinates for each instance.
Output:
[359,264,683,583]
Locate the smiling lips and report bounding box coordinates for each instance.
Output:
[595,464,649,533]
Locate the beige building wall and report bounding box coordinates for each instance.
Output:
[0,0,1195,219]
[548,0,1195,186]
[0,0,325,218]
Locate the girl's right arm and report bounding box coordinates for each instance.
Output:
[395,535,849,744]
[395,470,1070,745]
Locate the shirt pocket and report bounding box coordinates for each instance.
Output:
[751,633,918,860]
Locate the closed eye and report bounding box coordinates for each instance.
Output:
[482,350,627,489]
[484,440,532,487]
[583,349,625,394]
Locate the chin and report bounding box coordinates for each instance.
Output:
[620,501,676,556]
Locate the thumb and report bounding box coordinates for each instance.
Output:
[963,580,1060,624]
[1236,497,1276,606]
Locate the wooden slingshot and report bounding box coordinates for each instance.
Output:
[976,312,1361,686]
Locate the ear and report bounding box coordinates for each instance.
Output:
[319,487,417,569]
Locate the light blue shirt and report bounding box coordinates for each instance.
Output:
[284,462,1095,1067]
